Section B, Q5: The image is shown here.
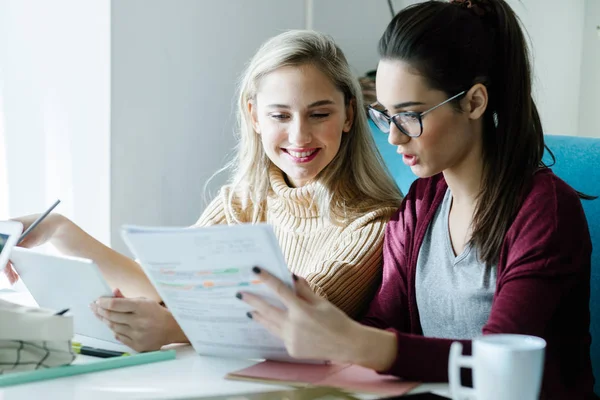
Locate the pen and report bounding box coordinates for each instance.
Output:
[18,199,61,243]
[72,342,130,358]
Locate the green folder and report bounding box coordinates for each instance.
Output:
[0,349,176,387]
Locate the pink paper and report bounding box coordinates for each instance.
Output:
[231,361,347,384]
[228,361,419,396]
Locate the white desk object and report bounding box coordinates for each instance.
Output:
[9,248,126,349]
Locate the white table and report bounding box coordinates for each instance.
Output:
[0,290,450,400]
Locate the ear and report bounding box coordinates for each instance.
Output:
[248,100,261,134]
[343,98,356,133]
[463,83,488,120]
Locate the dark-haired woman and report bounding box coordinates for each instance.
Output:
[240,0,595,398]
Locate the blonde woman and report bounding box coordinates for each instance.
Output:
[7,30,402,352]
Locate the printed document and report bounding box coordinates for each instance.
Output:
[121,224,298,361]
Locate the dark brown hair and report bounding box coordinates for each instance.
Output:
[378,0,589,265]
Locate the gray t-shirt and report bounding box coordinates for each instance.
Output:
[415,188,497,339]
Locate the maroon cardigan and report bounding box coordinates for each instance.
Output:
[361,169,595,399]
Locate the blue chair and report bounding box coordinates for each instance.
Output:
[371,122,600,394]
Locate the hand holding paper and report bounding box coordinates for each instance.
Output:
[241,267,398,371]
[91,288,187,352]
[240,268,357,363]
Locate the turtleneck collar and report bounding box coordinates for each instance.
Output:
[268,165,320,218]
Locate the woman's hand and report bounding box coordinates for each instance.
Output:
[241,268,398,369]
[239,268,366,363]
[3,213,66,284]
[91,288,189,352]
[3,262,19,285]
[12,213,65,249]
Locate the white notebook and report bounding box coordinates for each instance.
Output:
[121,223,305,362]
[9,248,130,352]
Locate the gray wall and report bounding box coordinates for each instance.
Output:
[579,0,600,138]
[507,0,585,137]
[311,0,404,77]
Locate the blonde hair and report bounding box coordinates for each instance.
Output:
[222,30,402,223]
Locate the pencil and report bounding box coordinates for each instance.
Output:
[18,199,61,243]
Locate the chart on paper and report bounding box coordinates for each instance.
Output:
[155,267,264,290]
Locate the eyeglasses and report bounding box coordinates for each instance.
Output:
[367,91,466,138]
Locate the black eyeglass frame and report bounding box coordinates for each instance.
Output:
[367,91,467,138]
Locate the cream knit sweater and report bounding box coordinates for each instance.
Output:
[195,167,396,319]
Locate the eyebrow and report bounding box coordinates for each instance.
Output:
[391,101,425,110]
[266,100,336,109]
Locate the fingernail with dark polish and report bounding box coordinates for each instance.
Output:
[246,312,253,319]
[292,274,298,281]
[252,266,261,274]
[235,292,243,300]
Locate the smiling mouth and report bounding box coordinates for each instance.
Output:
[285,149,318,158]
[282,148,320,163]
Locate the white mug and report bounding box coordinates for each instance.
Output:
[448,334,546,400]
